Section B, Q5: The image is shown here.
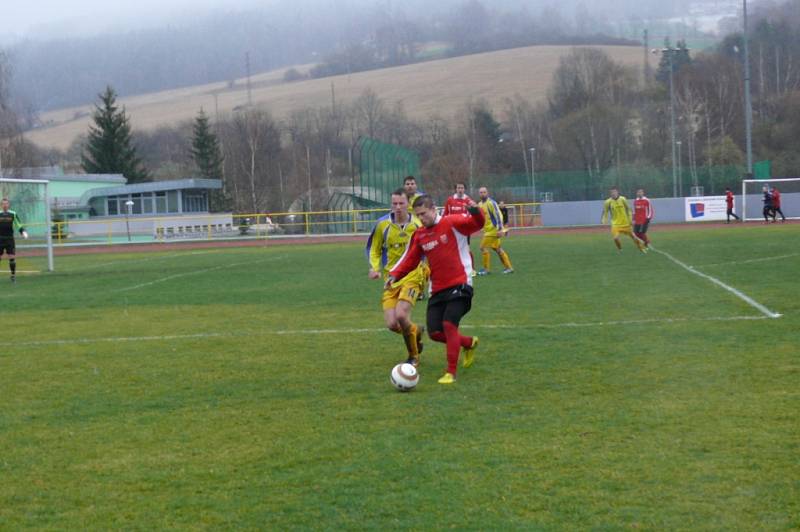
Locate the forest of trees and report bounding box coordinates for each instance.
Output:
[1,0,798,211]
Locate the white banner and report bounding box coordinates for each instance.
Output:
[685,196,728,222]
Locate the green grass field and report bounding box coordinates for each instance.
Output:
[2,225,799,529]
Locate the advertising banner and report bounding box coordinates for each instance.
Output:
[685,196,728,222]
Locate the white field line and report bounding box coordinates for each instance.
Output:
[697,253,800,268]
[113,255,287,292]
[63,249,221,272]
[651,246,782,319]
[12,315,769,347]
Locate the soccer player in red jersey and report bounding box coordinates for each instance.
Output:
[725,187,740,223]
[387,194,484,384]
[443,182,476,275]
[632,188,654,247]
[772,187,786,222]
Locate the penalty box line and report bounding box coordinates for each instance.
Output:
[13,315,770,347]
[651,246,782,319]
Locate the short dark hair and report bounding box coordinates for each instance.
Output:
[454,182,465,189]
[403,176,416,184]
[610,186,619,191]
[412,194,434,209]
[391,188,406,197]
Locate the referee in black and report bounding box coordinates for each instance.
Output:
[0,197,29,283]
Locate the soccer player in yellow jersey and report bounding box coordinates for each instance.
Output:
[601,187,647,253]
[403,176,423,214]
[366,189,428,367]
[476,186,514,275]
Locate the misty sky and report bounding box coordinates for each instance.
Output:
[1,0,266,40]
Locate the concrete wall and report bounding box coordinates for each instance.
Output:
[541,193,800,226]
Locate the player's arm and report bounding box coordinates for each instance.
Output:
[600,200,609,224]
[443,198,451,216]
[386,232,423,288]
[624,200,633,224]
[365,222,385,279]
[491,200,504,231]
[647,199,654,221]
[13,212,28,239]
[452,201,485,235]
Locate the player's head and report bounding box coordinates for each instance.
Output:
[390,188,409,219]
[763,185,769,192]
[478,187,489,200]
[412,194,437,227]
[636,188,644,198]
[610,187,619,199]
[454,182,466,196]
[403,176,417,196]
[1,198,8,211]
[773,186,779,192]
[725,187,731,192]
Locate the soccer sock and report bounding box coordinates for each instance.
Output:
[614,239,622,250]
[499,250,513,269]
[9,259,15,275]
[430,331,446,343]
[402,323,419,358]
[482,251,490,271]
[442,321,464,376]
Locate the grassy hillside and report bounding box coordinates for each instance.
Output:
[27,45,653,151]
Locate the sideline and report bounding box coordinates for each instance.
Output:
[697,252,800,268]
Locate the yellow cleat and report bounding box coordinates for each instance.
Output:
[437,372,456,384]
[462,336,479,368]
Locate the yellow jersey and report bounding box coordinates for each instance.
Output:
[478,198,504,237]
[366,212,426,284]
[407,192,423,213]
[602,196,633,227]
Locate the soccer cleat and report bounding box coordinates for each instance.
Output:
[639,246,648,254]
[10,275,16,283]
[416,326,425,355]
[405,357,419,369]
[476,270,489,276]
[502,268,514,274]
[470,270,477,278]
[462,336,479,368]
[437,372,456,384]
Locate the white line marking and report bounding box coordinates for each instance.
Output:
[651,246,782,319]
[12,315,770,347]
[698,253,800,268]
[113,255,286,292]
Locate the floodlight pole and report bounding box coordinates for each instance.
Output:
[125,200,134,242]
[743,0,754,176]
[676,140,683,196]
[668,50,678,198]
[529,147,536,203]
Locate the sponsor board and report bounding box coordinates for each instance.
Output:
[685,196,728,222]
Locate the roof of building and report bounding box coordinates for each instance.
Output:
[78,178,222,206]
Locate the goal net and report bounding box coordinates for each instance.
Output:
[0,178,54,271]
[742,178,800,222]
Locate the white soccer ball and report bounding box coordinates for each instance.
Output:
[390,363,419,392]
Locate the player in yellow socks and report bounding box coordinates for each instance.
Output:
[476,187,514,275]
[601,187,647,253]
[367,189,428,367]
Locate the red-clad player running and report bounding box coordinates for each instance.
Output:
[725,187,740,223]
[443,182,476,275]
[772,187,786,222]
[387,194,484,384]
[633,188,654,247]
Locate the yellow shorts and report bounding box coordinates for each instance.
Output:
[382,279,424,310]
[481,235,502,250]
[611,226,633,238]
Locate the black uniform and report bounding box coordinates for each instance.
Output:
[0,209,25,256]
[762,192,775,222]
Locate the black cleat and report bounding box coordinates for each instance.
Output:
[405,357,419,368]
[416,326,425,355]
[10,275,15,284]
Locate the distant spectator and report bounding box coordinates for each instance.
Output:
[498,201,510,228]
[725,187,740,223]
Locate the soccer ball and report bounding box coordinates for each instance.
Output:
[390,363,419,392]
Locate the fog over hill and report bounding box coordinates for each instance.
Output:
[3,0,710,116]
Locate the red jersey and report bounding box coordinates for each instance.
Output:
[443,194,472,216]
[726,190,735,208]
[390,210,484,294]
[633,197,654,224]
[773,189,781,207]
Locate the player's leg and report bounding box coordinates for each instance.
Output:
[495,244,513,273]
[611,227,623,251]
[438,293,474,383]
[640,221,651,247]
[395,286,423,366]
[776,207,786,221]
[4,241,16,281]
[627,231,646,253]
[478,235,491,274]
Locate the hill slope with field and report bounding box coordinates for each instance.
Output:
[27,45,652,151]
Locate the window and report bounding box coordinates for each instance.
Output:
[142,192,154,214]
[131,193,142,215]
[156,191,167,214]
[107,197,118,215]
[167,191,179,212]
[183,191,207,213]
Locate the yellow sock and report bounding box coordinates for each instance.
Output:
[499,250,513,269]
[482,251,490,271]
[402,323,419,357]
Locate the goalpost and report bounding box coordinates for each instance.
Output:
[0,178,54,271]
[742,178,800,222]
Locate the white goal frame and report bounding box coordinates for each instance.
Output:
[742,177,800,222]
[0,178,54,271]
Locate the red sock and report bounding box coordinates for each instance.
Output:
[430,331,446,343]
[443,321,469,375]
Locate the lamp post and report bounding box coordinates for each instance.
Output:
[528,147,536,203]
[676,140,683,197]
[125,200,134,242]
[652,46,681,197]
[743,0,754,177]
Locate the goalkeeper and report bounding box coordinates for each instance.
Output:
[0,198,29,283]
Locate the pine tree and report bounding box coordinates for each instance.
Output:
[655,38,692,85]
[191,108,231,211]
[82,86,149,182]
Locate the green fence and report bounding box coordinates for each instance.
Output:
[352,137,420,206]
[480,165,749,202]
